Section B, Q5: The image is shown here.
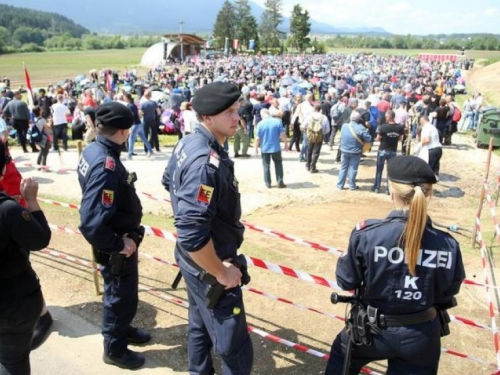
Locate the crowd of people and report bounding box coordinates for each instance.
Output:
[0,51,472,374]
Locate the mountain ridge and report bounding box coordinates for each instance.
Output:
[0,0,389,35]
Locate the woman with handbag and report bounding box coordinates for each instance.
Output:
[288,94,302,152]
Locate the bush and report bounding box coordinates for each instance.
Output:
[19,43,45,52]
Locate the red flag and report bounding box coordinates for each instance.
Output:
[23,63,34,108]
[106,71,112,91]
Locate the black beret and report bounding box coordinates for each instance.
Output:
[95,102,134,129]
[193,82,241,116]
[84,107,96,123]
[387,156,437,185]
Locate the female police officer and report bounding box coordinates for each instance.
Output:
[325,155,465,375]
[0,140,52,374]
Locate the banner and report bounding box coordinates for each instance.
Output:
[23,63,34,108]
[249,39,255,51]
[233,39,240,50]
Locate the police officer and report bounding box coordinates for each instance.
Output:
[325,155,465,375]
[0,139,52,374]
[78,102,150,369]
[162,82,253,374]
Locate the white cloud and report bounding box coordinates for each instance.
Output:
[250,0,498,34]
[484,7,498,16]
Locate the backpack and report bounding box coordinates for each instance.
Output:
[307,116,323,144]
[330,101,344,121]
[27,121,43,143]
[451,105,462,122]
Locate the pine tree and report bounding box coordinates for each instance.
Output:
[234,0,259,51]
[260,0,283,51]
[289,4,311,52]
[213,0,236,50]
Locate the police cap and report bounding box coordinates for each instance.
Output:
[193,82,241,116]
[95,102,134,129]
[387,155,437,185]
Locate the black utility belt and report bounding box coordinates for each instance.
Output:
[377,307,437,328]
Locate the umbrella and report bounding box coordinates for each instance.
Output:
[298,81,313,89]
[290,84,307,96]
[149,84,160,91]
[316,72,326,78]
[75,75,86,83]
[133,80,146,87]
[79,78,91,85]
[280,77,296,86]
[454,84,466,91]
[123,84,132,93]
[326,76,335,84]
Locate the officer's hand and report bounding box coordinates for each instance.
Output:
[20,177,38,202]
[217,262,242,289]
[119,235,137,258]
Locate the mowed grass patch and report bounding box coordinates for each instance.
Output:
[326,48,500,60]
[0,48,149,87]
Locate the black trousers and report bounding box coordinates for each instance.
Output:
[53,123,68,151]
[428,147,442,176]
[13,119,29,152]
[144,121,159,152]
[0,290,43,375]
[306,142,322,170]
[288,122,301,151]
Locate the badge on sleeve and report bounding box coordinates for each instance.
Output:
[102,189,115,208]
[105,157,116,171]
[21,210,31,222]
[209,151,220,168]
[356,221,367,231]
[196,184,214,207]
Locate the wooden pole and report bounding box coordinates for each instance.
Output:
[91,249,101,296]
[472,137,494,247]
[77,140,83,159]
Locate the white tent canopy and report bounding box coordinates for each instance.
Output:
[139,42,179,68]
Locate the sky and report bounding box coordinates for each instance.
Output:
[252,0,500,34]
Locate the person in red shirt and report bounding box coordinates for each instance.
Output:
[82,89,97,108]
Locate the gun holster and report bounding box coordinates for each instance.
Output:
[437,308,451,337]
[203,254,252,309]
[109,253,126,276]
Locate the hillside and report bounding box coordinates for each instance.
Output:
[0,0,388,35]
[0,4,89,38]
[468,61,500,106]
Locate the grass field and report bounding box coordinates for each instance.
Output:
[2,47,500,89]
[0,48,148,87]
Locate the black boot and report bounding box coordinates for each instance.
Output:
[31,311,53,349]
[127,326,151,345]
[103,349,145,369]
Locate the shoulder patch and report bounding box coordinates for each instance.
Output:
[356,221,367,231]
[105,156,116,171]
[196,184,214,207]
[21,210,31,222]
[209,150,220,168]
[102,189,115,208]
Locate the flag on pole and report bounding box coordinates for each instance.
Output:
[232,39,240,50]
[23,63,34,108]
[106,71,113,91]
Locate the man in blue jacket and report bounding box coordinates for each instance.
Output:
[337,110,372,191]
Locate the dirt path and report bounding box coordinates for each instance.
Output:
[19,129,500,374]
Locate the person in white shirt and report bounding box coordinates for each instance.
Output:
[181,102,197,135]
[419,115,442,177]
[292,93,314,162]
[50,94,70,152]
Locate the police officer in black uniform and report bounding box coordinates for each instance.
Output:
[325,155,465,375]
[162,81,253,375]
[0,140,51,375]
[78,102,150,370]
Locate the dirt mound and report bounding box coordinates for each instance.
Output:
[468,61,500,105]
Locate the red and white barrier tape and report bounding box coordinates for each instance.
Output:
[18,161,70,174]
[484,183,500,245]
[37,246,497,368]
[140,192,345,257]
[475,216,500,370]
[39,248,98,271]
[49,223,81,235]
[41,196,497,291]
